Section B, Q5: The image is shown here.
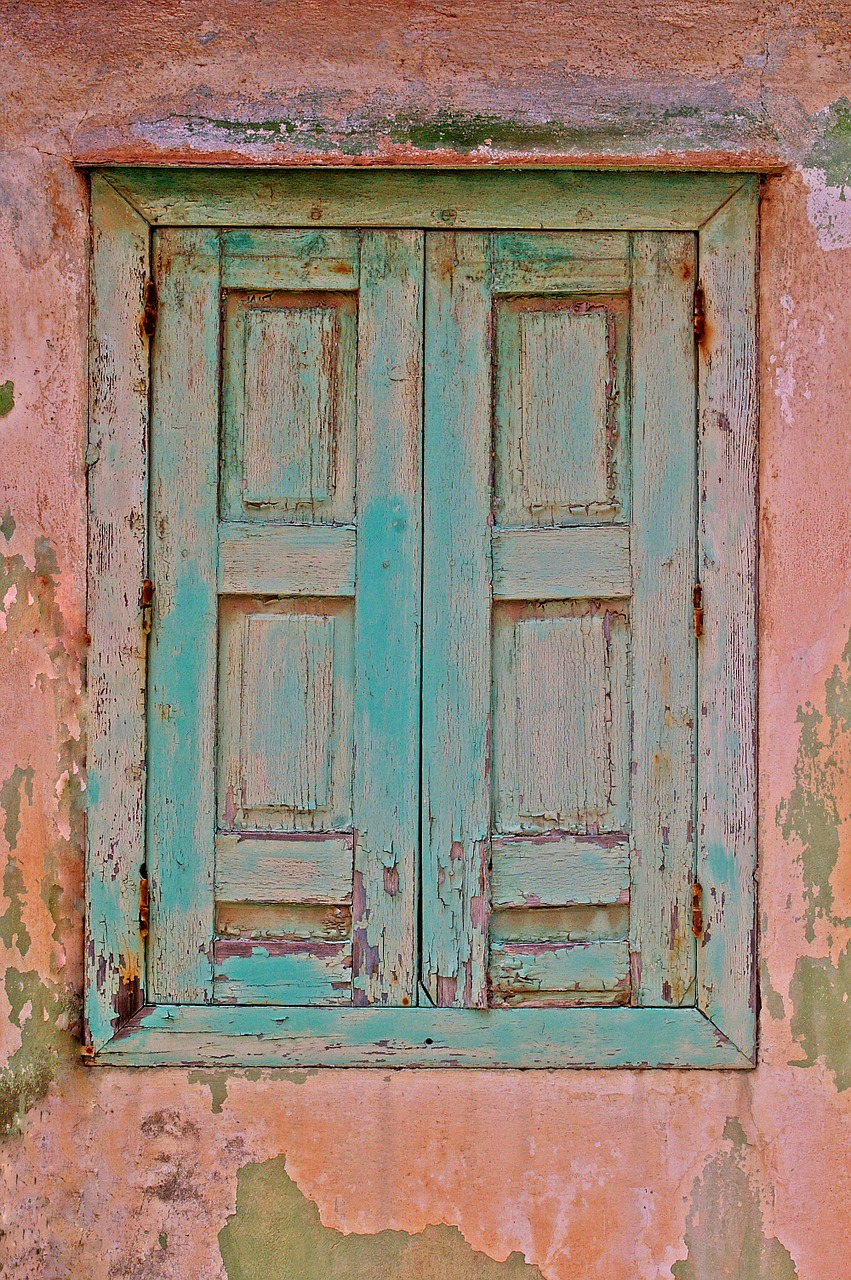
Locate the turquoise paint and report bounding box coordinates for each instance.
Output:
[100,1002,752,1068]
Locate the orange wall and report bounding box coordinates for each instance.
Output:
[1,5,851,1276]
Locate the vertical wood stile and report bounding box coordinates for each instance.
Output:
[86,175,150,1047]
[147,228,219,1002]
[421,232,492,1008]
[696,180,759,1058]
[630,232,697,1007]
[352,231,424,1005]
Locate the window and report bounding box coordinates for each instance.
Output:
[86,169,757,1067]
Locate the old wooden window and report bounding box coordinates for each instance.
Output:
[86,169,757,1067]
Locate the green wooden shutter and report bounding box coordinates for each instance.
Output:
[421,230,698,1011]
[146,228,423,1008]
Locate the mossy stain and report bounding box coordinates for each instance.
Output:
[672,1118,798,1280]
[219,1156,544,1280]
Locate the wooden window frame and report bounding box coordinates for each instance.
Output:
[85,168,758,1068]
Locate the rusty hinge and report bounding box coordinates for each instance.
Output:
[139,866,150,938]
[693,285,706,344]
[140,577,154,633]
[693,582,703,638]
[692,882,704,939]
[141,279,158,338]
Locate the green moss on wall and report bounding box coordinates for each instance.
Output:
[673,1118,798,1280]
[806,98,851,189]
[219,1156,544,1280]
[780,627,851,1091]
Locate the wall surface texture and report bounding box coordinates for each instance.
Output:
[2,4,851,1277]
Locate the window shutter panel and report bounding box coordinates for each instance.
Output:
[147,229,423,1007]
[421,230,698,1010]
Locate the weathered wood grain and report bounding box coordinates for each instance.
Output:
[493,295,630,528]
[213,938,351,1005]
[220,290,357,524]
[217,597,354,834]
[492,527,631,599]
[421,232,492,1008]
[489,939,630,1003]
[103,168,747,231]
[514,614,612,824]
[218,524,356,596]
[240,614,334,812]
[99,1004,754,1069]
[351,231,423,1006]
[696,178,759,1062]
[629,232,697,1008]
[491,834,630,908]
[492,231,630,293]
[222,228,359,290]
[85,175,150,1048]
[146,228,219,1003]
[215,834,354,904]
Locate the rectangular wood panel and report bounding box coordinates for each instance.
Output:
[222,228,360,290]
[213,939,351,1005]
[491,835,630,908]
[240,614,334,813]
[629,232,697,1008]
[492,527,631,599]
[514,614,611,825]
[242,304,338,505]
[215,834,354,904]
[351,231,424,1006]
[147,228,220,1003]
[421,232,492,1008]
[489,939,630,1004]
[218,524,356,597]
[104,168,748,231]
[696,180,759,1060]
[86,175,150,1047]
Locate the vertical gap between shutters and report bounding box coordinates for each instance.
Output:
[690,229,702,1000]
[416,230,428,1007]
[142,222,157,1004]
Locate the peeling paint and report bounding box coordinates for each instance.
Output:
[803,98,851,250]
[0,381,13,417]
[789,942,851,1091]
[219,1156,544,1280]
[0,969,76,1140]
[672,1118,798,1280]
[777,627,851,941]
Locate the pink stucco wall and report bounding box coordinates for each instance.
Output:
[2,5,850,1276]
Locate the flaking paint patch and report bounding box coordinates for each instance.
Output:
[789,942,851,1091]
[0,381,14,417]
[777,627,851,941]
[0,969,76,1140]
[0,531,83,1136]
[780,626,851,1090]
[219,1156,545,1280]
[803,98,851,250]
[672,1118,798,1280]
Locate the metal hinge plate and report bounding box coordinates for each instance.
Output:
[141,279,158,338]
[693,582,703,639]
[693,285,706,343]
[692,882,704,939]
[140,578,154,634]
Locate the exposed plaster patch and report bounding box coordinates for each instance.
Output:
[219,1156,545,1280]
[777,628,851,941]
[672,1118,798,1280]
[0,531,83,1135]
[779,626,851,1091]
[0,381,14,418]
[802,97,851,250]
